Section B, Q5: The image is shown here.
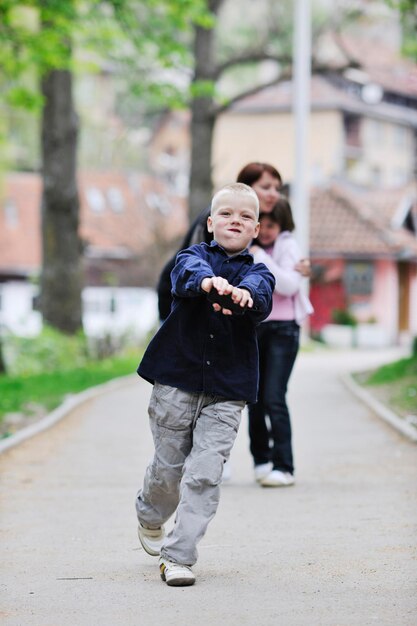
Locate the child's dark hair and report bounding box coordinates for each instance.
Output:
[261,197,295,232]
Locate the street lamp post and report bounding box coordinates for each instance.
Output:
[293,0,312,260]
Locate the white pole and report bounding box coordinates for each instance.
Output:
[292,0,312,259]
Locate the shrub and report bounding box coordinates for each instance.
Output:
[331,308,357,327]
[2,326,90,376]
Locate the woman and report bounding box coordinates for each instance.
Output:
[247,197,313,487]
[236,162,283,213]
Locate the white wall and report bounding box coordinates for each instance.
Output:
[82,287,158,338]
[0,282,158,339]
[0,282,42,337]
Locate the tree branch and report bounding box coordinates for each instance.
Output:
[212,71,292,116]
[212,58,360,116]
[331,30,361,70]
[213,52,292,80]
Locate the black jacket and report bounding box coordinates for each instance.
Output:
[141,241,275,402]
[157,206,212,320]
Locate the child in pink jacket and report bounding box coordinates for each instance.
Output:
[249,197,313,487]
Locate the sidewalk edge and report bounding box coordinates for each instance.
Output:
[0,374,137,456]
[341,373,417,444]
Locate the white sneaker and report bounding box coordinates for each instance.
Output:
[159,557,195,586]
[254,462,273,483]
[260,470,295,487]
[222,460,232,482]
[284,472,295,486]
[138,523,165,556]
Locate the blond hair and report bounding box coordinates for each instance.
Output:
[211,183,259,218]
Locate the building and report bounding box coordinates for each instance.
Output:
[309,182,417,346]
[213,56,417,189]
[0,171,188,337]
[212,36,417,346]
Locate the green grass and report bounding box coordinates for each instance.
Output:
[365,355,417,385]
[0,353,141,430]
[356,354,417,418]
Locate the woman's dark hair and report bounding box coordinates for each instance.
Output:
[236,162,282,187]
[262,197,295,232]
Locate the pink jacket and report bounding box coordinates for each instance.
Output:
[252,231,313,325]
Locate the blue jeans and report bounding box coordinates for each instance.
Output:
[248,320,300,474]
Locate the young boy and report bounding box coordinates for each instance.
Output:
[135,183,275,586]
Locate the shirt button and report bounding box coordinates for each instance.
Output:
[206,360,211,365]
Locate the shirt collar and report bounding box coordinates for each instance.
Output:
[210,239,252,261]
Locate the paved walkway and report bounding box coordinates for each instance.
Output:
[1,347,416,626]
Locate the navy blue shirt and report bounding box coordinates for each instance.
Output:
[138,241,275,403]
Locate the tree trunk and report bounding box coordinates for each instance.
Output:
[40,69,83,334]
[188,0,224,222]
[188,93,215,222]
[0,337,6,374]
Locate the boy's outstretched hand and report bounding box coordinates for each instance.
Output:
[201,276,253,315]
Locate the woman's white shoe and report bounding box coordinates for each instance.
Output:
[254,462,273,482]
[260,470,295,487]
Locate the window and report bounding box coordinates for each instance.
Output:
[107,187,124,213]
[344,262,374,296]
[146,193,171,215]
[32,293,41,311]
[4,199,19,227]
[86,187,105,212]
[371,166,381,185]
[369,119,384,144]
[392,168,408,186]
[393,125,407,148]
[344,114,361,148]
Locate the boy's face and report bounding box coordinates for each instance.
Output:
[207,193,260,255]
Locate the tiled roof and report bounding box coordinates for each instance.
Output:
[229,75,350,112]
[310,183,417,260]
[0,173,42,274]
[228,31,417,126]
[229,75,417,127]
[337,34,417,99]
[2,174,416,278]
[0,172,188,276]
[79,171,186,255]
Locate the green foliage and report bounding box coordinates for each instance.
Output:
[385,0,417,60]
[2,325,90,376]
[360,352,417,418]
[215,0,292,62]
[331,308,357,327]
[190,79,217,99]
[365,354,417,386]
[0,0,214,112]
[0,325,146,431]
[5,86,43,110]
[0,353,141,423]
